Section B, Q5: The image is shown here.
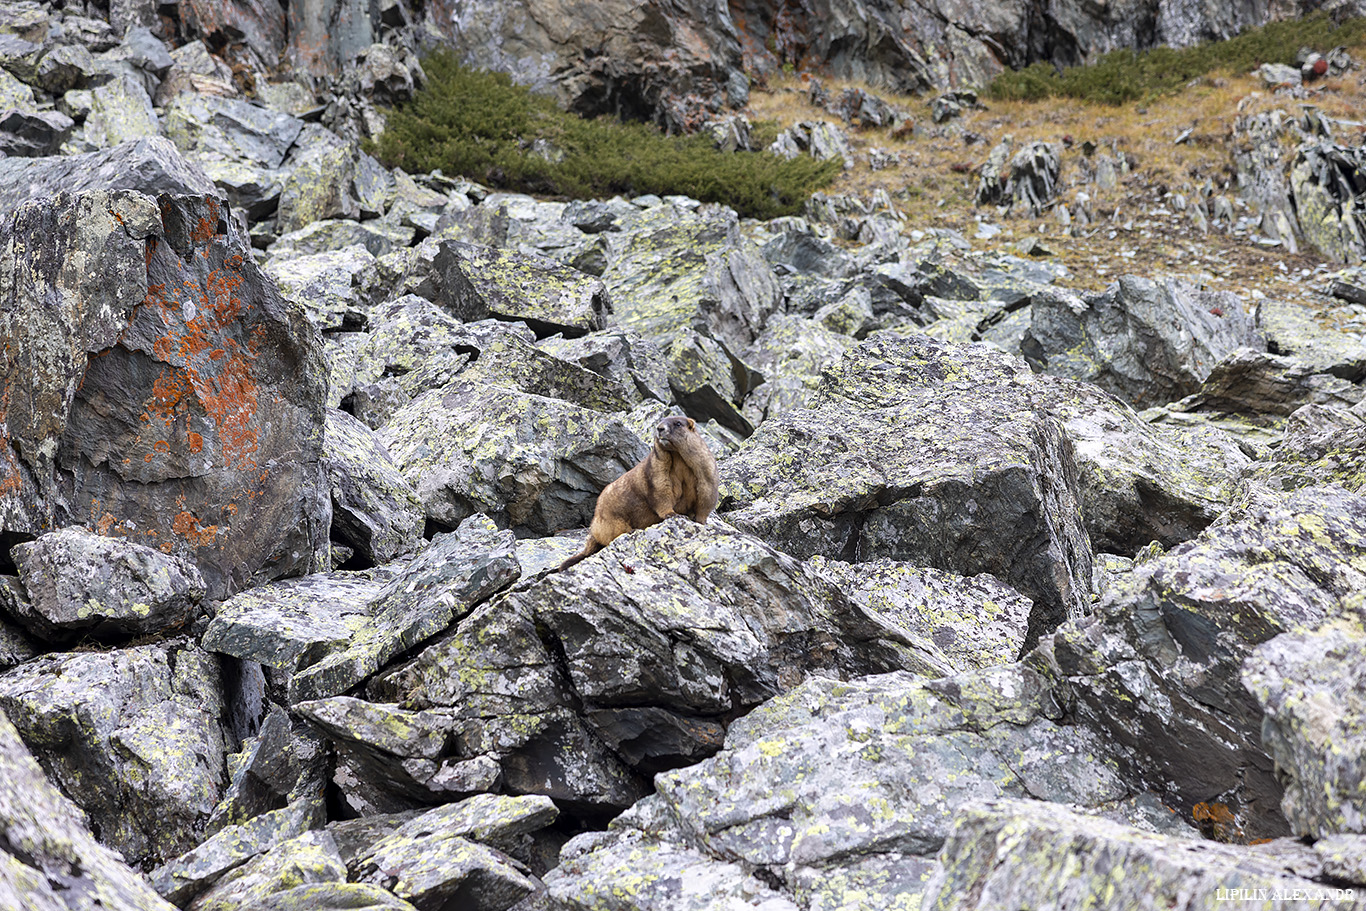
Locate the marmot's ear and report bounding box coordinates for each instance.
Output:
[686,418,696,430]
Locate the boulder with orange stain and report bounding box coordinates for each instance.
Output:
[0,188,330,599]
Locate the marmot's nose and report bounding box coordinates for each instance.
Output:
[656,424,666,434]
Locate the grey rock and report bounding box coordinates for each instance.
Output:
[1256,295,1366,381]
[186,830,348,911]
[0,107,75,157]
[1040,375,1250,554]
[0,190,329,600]
[370,592,647,814]
[165,93,305,170]
[769,119,855,168]
[1172,348,1364,418]
[1240,400,1366,497]
[151,799,321,905]
[202,569,390,672]
[0,641,230,867]
[287,0,377,80]
[458,332,636,413]
[207,706,329,836]
[1291,140,1366,264]
[811,556,1034,674]
[0,137,216,210]
[1025,277,1264,407]
[9,525,206,642]
[276,127,361,234]
[922,798,1358,910]
[538,329,673,406]
[264,244,380,332]
[721,334,1093,643]
[740,313,854,421]
[156,40,236,103]
[603,203,780,355]
[288,515,520,702]
[1260,62,1303,88]
[0,708,179,911]
[272,219,414,259]
[82,73,159,148]
[547,830,798,911]
[352,795,556,911]
[429,0,745,134]
[380,382,648,534]
[1245,621,1366,839]
[180,0,286,74]
[1042,485,1366,840]
[35,43,99,94]
[409,239,609,338]
[324,408,425,565]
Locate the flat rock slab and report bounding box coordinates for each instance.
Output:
[289,514,520,703]
[0,136,216,210]
[922,799,1360,910]
[811,556,1034,674]
[0,189,330,599]
[202,569,392,671]
[0,710,179,911]
[9,524,206,642]
[0,640,230,868]
[721,333,1093,641]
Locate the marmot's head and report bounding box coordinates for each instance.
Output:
[654,415,696,451]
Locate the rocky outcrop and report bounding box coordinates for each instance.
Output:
[720,333,1094,642]
[1040,485,1366,839]
[1,189,330,600]
[0,709,178,910]
[1025,277,1264,407]
[429,0,749,132]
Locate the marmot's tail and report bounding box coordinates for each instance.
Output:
[557,536,603,572]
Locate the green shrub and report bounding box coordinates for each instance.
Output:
[987,14,1366,104]
[369,52,841,220]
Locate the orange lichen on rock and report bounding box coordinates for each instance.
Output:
[172,509,220,547]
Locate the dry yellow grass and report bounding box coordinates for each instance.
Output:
[745,56,1366,303]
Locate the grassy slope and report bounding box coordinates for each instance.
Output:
[744,38,1366,309]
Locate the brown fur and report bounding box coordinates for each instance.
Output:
[559,416,719,571]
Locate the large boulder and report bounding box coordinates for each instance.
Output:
[1025,277,1263,407]
[1040,485,1366,840]
[720,334,1094,642]
[0,709,178,910]
[401,239,610,338]
[7,525,206,642]
[0,190,330,599]
[0,640,231,868]
[0,136,216,210]
[548,665,1149,910]
[1244,618,1366,839]
[369,519,932,816]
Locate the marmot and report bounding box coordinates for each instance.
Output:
[559,415,719,571]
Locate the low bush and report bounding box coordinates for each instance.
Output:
[369,52,841,220]
[987,13,1366,104]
